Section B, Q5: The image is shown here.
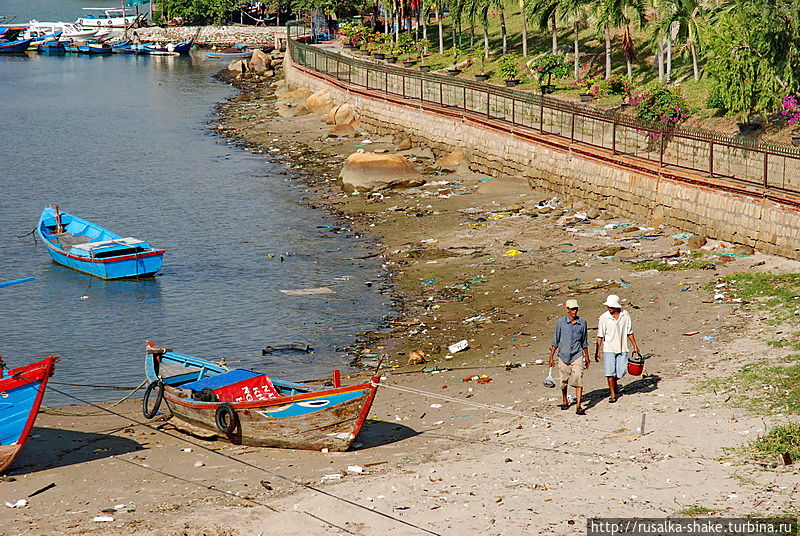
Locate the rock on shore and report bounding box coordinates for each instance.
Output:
[339,151,424,193]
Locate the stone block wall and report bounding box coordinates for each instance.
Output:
[137,26,286,47]
[285,56,800,259]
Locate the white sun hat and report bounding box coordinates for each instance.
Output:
[565,299,579,309]
[603,294,623,308]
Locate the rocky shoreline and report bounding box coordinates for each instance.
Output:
[2,63,798,536]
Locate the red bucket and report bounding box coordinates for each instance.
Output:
[627,354,644,376]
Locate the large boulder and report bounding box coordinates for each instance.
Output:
[277,87,312,106]
[228,59,247,73]
[436,148,469,172]
[339,151,425,193]
[327,123,355,137]
[333,103,353,124]
[251,49,271,65]
[276,104,310,118]
[306,90,335,115]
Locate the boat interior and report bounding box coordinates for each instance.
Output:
[41,214,150,257]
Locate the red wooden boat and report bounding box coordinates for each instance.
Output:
[0,356,58,474]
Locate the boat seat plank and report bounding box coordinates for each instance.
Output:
[71,237,143,251]
[181,369,261,392]
[55,234,92,247]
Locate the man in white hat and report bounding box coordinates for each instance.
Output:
[595,294,641,403]
[548,299,590,415]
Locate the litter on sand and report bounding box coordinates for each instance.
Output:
[502,249,524,257]
[279,287,336,296]
[448,340,470,353]
[93,516,114,522]
[4,499,27,508]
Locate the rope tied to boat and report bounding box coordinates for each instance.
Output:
[42,379,147,417]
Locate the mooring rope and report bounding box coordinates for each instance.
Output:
[42,379,147,417]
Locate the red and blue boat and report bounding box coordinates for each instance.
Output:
[0,356,58,474]
[0,27,35,53]
[143,342,380,451]
[37,205,166,279]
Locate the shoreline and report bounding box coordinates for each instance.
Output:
[3,68,799,535]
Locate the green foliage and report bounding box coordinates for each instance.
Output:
[448,45,463,64]
[529,53,570,84]
[702,356,800,415]
[469,45,487,72]
[628,258,715,271]
[157,0,245,25]
[627,87,691,126]
[338,21,372,46]
[676,506,715,516]
[743,422,800,462]
[396,33,416,54]
[705,0,800,120]
[593,74,633,96]
[498,53,521,80]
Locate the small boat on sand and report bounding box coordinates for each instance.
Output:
[203,50,253,59]
[0,356,58,474]
[143,342,381,451]
[36,205,166,279]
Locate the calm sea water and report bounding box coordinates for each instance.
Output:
[0,1,392,405]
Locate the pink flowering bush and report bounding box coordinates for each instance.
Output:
[781,95,800,128]
[570,62,601,92]
[626,88,691,127]
[594,75,633,97]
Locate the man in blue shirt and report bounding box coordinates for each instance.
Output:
[548,299,590,415]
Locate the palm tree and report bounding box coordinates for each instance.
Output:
[594,0,645,78]
[651,0,704,82]
[526,0,560,54]
[527,0,590,74]
[519,0,528,56]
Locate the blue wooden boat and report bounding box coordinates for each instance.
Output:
[143,342,380,451]
[63,41,113,54]
[0,27,34,53]
[37,205,166,279]
[203,50,253,59]
[0,356,58,474]
[113,38,193,55]
[37,39,67,53]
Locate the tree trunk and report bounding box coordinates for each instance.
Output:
[520,0,527,57]
[665,34,672,83]
[626,56,632,78]
[451,6,457,49]
[500,7,507,54]
[573,20,580,77]
[385,3,390,34]
[437,7,444,53]
[483,23,489,59]
[604,28,611,78]
[422,7,427,40]
[657,38,664,83]
[551,12,557,54]
[690,41,699,80]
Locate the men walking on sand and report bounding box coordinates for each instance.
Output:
[548,299,590,415]
[595,294,641,403]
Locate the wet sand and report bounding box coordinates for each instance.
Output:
[3,76,798,535]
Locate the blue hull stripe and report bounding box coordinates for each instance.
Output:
[0,380,42,446]
[256,390,368,419]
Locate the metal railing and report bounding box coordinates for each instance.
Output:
[287,22,800,205]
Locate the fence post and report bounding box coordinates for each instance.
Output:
[366,67,369,90]
[659,132,665,167]
[539,98,544,133]
[708,141,714,177]
[420,77,423,102]
[463,86,467,110]
[402,75,405,98]
[612,120,617,154]
[763,151,769,191]
[570,112,575,142]
[486,90,490,117]
[439,81,443,106]
[512,97,516,126]
[385,71,388,93]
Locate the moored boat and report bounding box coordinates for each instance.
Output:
[143,342,380,451]
[113,38,193,55]
[25,21,97,40]
[0,356,58,474]
[63,41,113,54]
[76,7,142,29]
[203,50,253,59]
[0,27,34,53]
[36,205,166,279]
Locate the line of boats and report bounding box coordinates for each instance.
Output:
[1,206,382,473]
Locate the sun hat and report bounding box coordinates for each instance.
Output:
[565,299,579,309]
[603,294,623,308]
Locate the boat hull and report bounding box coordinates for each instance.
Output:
[203,51,253,59]
[41,240,165,278]
[36,206,166,279]
[0,38,35,53]
[0,357,57,474]
[145,351,379,451]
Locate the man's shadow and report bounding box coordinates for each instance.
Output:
[582,374,662,410]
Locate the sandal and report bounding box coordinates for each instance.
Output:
[559,403,570,410]
[608,397,617,403]
[576,407,586,415]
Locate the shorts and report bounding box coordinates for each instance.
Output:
[558,358,584,389]
[603,352,628,379]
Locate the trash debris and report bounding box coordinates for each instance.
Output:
[279,287,336,296]
[682,331,700,336]
[501,249,524,257]
[27,483,56,498]
[93,516,114,522]
[700,335,715,341]
[4,499,27,508]
[321,473,342,482]
[194,461,205,467]
[261,343,314,355]
[430,404,443,408]
[347,465,365,474]
[534,359,544,365]
[181,448,193,453]
[407,349,427,365]
[462,375,492,384]
[448,340,469,353]
[543,367,556,388]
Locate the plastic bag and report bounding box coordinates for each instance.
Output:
[543,367,556,388]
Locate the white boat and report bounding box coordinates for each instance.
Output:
[76,7,141,28]
[25,21,97,40]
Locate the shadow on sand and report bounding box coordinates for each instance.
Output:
[8,426,143,475]
[581,374,662,410]
[352,420,419,449]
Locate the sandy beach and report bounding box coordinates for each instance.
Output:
[2,74,798,535]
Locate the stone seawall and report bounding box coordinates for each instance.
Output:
[284,54,800,259]
[137,26,286,47]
